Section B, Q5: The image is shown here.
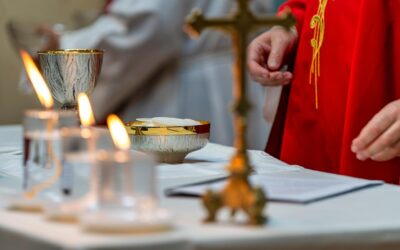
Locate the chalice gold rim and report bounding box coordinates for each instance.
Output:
[125,121,210,136]
[37,49,104,55]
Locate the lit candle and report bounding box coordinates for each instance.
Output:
[107,114,131,151]
[20,50,61,200]
[77,92,97,154]
[78,93,96,128]
[104,114,133,200]
[20,50,54,109]
[77,92,98,194]
[79,114,167,232]
[40,94,106,220]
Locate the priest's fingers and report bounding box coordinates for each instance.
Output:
[269,71,293,82]
[359,121,400,160]
[268,71,292,86]
[248,30,293,86]
[356,121,400,160]
[248,43,270,77]
[248,45,287,85]
[370,140,400,161]
[268,35,290,71]
[248,61,268,81]
[251,71,292,86]
[351,102,398,154]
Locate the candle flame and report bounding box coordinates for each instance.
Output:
[107,114,131,150]
[20,50,53,109]
[78,93,95,127]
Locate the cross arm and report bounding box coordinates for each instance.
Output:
[252,11,296,32]
[184,9,234,38]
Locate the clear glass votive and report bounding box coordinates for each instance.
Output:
[59,127,115,197]
[43,127,115,221]
[94,150,157,206]
[80,150,171,232]
[18,109,78,210]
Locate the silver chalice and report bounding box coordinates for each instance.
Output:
[38,49,103,110]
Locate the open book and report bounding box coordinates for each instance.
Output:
[166,143,383,203]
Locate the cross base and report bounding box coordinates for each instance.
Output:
[202,158,267,225]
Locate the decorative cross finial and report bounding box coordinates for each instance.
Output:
[185,0,296,225]
[186,0,295,38]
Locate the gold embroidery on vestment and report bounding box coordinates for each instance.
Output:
[310,0,328,109]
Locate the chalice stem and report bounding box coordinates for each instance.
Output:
[61,103,77,110]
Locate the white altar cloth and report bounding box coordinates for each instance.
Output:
[0,125,400,250]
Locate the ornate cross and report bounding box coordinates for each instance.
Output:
[185,0,296,225]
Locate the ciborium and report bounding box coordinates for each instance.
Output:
[126,120,210,164]
[38,49,103,110]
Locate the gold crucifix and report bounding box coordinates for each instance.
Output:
[185,0,296,225]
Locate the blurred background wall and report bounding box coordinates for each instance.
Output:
[0,0,104,124]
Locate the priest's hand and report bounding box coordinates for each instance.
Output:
[352,100,400,161]
[247,26,297,86]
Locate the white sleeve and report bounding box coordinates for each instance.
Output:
[60,0,194,119]
[59,15,127,49]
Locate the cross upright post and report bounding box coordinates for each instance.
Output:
[185,0,296,225]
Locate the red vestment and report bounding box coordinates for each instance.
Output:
[267,0,400,184]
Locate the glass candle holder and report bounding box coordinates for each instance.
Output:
[43,127,115,221]
[80,150,171,233]
[23,110,78,189]
[59,127,115,197]
[8,109,78,211]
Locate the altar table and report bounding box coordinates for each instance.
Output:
[0,125,400,250]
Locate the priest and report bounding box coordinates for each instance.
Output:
[247,0,400,184]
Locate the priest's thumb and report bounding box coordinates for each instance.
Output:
[268,37,287,71]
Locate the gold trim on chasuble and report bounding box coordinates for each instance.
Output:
[310,0,328,109]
